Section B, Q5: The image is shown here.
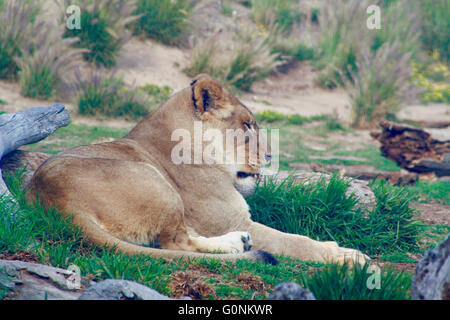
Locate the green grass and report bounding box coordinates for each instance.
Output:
[257,118,401,172]
[255,110,328,125]
[246,176,421,257]
[0,170,420,300]
[401,181,450,205]
[22,123,129,154]
[132,0,192,45]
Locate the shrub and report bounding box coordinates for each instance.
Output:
[251,0,302,34]
[348,43,418,128]
[226,30,281,91]
[183,37,220,78]
[411,52,450,104]
[418,0,450,63]
[15,25,85,99]
[132,0,192,45]
[315,0,421,127]
[185,28,281,91]
[0,0,41,79]
[74,68,148,119]
[63,0,138,67]
[246,175,420,256]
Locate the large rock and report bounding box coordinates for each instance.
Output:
[411,235,450,300]
[0,260,90,300]
[268,282,315,300]
[0,260,180,300]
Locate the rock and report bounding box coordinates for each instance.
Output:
[0,260,181,300]
[411,235,450,300]
[78,279,175,300]
[268,282,315,300]
[275,171,376,209]
[0,260,90,300]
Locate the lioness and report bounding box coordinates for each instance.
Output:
[28,75,369,265]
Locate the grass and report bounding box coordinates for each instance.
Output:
[0,171,417,300]
[22,123,129,154]
[246,175,421,257]
[255,110,328,125]
[402,181,450,205]
[132,0,192,45]
[257,117,401,172]
[300,263,412,300]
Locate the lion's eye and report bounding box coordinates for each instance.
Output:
[243,122,251,130]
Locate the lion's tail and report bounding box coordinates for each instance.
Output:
[72,211,278,265]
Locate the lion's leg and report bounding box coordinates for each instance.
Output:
[159,220,252,254]
[241,221,369,265]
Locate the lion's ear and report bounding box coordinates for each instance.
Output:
[191,76,225,114]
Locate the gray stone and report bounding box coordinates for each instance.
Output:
[78,279,173,300]
[411,234,450,300]
[0,260,89,300]
[0,260,180,300]
[268,282,316,300]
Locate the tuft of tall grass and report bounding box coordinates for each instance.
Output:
[74,68,148,119]
[300,263,411,300]
[0,0,41,79]
[348,43,418,128]
[132,0,192,45]
[246,175,421,256]
[63,0,138,67]
[418,0,450,63]
[185,28,281,91]
[251,0,302,34]
[15,24,85,99]
[315,0,421,127]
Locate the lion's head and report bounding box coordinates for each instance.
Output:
[190,75,272,195]
[128,75,272,195]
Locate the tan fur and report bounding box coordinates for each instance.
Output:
[27,76,369,265]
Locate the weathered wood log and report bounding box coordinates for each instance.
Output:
[371,121,450,176]
[0,104,70,200]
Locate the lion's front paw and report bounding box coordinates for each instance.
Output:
[211,231,253,254]
[324,242,370,266]
[224,231,253,254]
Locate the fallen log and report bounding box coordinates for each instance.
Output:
[371,121,450,177]
[0,104,70,200]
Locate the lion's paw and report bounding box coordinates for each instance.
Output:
[214,231,253,254]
